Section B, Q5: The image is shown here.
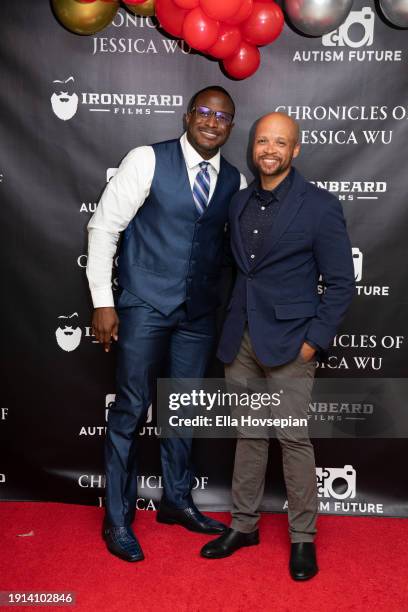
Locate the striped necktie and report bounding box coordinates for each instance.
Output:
[192,162,210,215]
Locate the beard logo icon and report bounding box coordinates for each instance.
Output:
[51,77,79,121]
[56,312,82,352]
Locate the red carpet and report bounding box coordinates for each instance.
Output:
[1,503,407,611]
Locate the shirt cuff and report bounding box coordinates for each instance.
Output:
[90,287,115,309]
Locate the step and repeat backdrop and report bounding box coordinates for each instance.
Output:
[1,0,408,518]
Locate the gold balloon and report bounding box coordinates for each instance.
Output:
[123,0,155,17]
[52,0,119,35]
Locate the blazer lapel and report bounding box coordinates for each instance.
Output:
[251,169,307,269]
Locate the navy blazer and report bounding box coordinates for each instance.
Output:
[217,168,356,367]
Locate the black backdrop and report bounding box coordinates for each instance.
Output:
[1,0,408,517]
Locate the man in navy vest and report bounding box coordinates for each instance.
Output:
[200,113,355,580]
[86,86,246,562]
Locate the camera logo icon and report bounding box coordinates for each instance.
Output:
[322,7,374,49]
[105,394,116,422]
[105,394,152,424]
[106,168,118,183]
[316,465,356,500]
[352,248,363,282]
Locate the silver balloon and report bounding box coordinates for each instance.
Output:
[284,0,354,36]
[380,0,408,27]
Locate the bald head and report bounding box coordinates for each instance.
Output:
[255,112,300,145]
[252,112,301,189]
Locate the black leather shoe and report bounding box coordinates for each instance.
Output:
[157,502,227,535]
[201,528,259,559]
[289,542,318,580]
[102,523,144,562]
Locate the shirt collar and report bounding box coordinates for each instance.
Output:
[180,132,220,174]
[254,168,294,205]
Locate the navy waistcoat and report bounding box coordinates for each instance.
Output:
[118,138,240,319]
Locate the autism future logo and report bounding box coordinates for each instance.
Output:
[322,7,375,48]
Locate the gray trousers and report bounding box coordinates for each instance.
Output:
[225,327,318,543]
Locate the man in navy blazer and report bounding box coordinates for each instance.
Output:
[201,112,355,580]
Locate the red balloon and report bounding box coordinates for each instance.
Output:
[174,0,199,7]
[200,0,243,21]
[222,41,260,79]
[156,0,188,37]
[241,1,284,46]
[207,24,241,59]
[225,0,253,24]
[182,8,219,51]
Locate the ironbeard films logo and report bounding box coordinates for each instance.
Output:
[51,77,79,121]
[310,179,387,202]
[55,313,82,352]
[51,76,183,120]
[55,313,101,351]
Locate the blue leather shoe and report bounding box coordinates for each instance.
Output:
[102,523,144,562]
[157,501,227,535]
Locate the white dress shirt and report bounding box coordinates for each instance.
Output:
[86,133,247,308]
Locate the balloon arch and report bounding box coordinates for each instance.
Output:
[51,0,408,80]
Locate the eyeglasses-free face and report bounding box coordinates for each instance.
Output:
[185,90,235,160]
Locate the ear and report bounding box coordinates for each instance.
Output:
[293,142,301,159]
